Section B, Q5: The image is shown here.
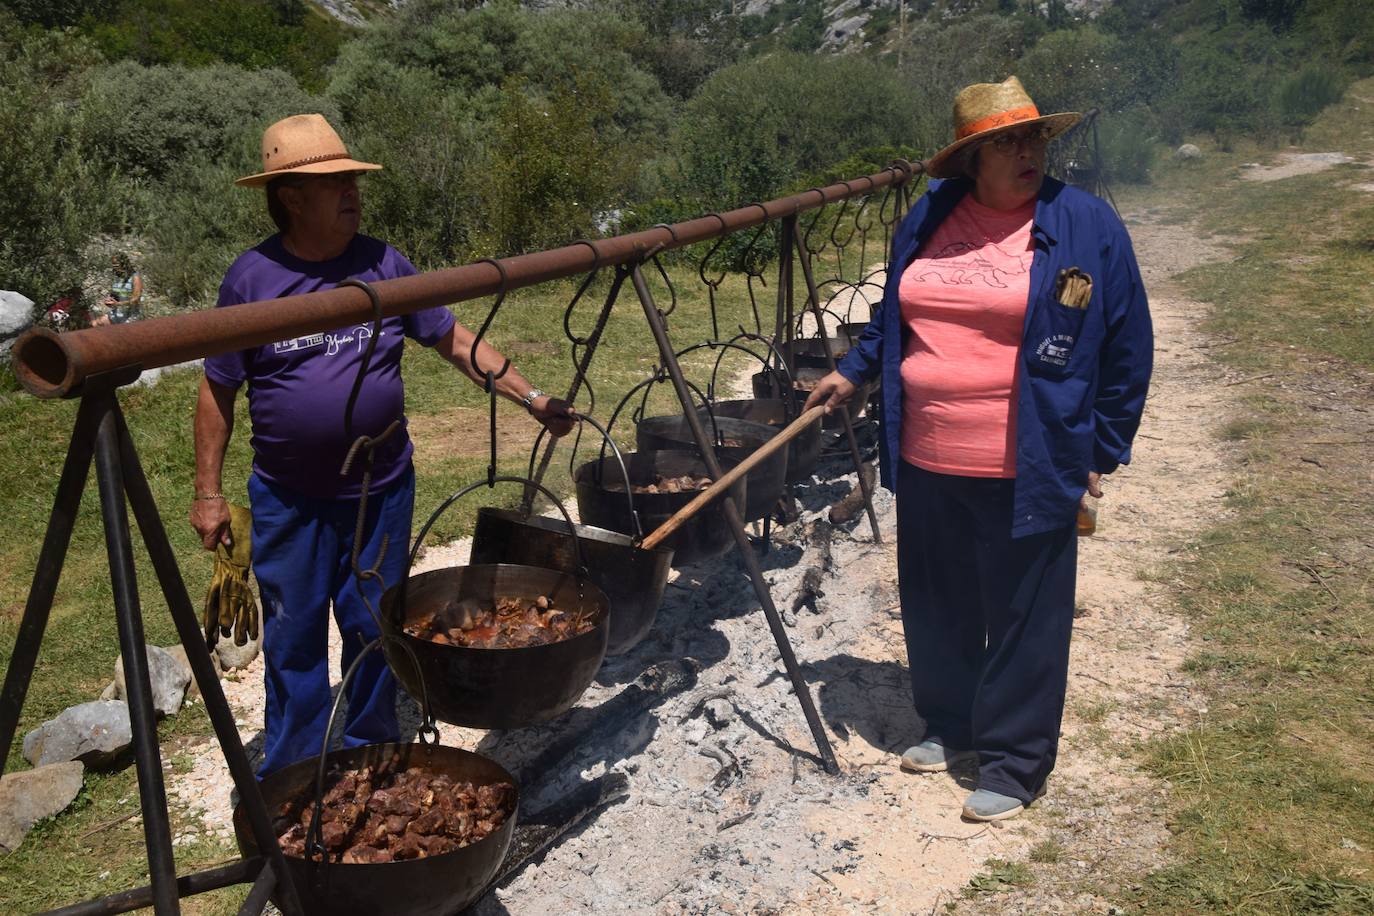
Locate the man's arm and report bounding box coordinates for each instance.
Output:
[433,324,576,437]
[190,375,237,550]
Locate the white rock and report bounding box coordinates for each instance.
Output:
[113,644,191,716]
[1175,144,1203,161]
[23,701,132,768]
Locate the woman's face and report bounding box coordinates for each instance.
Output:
[972,124,1050,209]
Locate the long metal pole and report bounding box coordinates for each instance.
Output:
[41,860,261,916]
[794,232,884,543]
[112,409,302,916]
[630,266,838,775]
[0,396,99,775]
[91,398,179,915]
[12,165,918,400]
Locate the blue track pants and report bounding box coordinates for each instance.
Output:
[896,461,1078,803]
[249,467,413,777]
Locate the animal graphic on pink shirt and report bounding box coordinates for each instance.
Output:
[914,240,1033,289]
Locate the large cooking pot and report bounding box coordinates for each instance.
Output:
[471,416,672,656]
[709,398,822,484]
[781,336,853,369]
[471,508,671,656]
[383,477,611,729]
[382,562,609,729]
[634,413,786,523]
[234,741,517,916]
[751,366,870,431]
[574,449,746,567]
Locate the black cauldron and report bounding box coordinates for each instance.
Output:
[574,450,746,567]
[233,742,517,916]
[470,508,672,656]
[380,563,610,729]
[751,367,870,431]
[634,414,786,523]
[709,398,821,484]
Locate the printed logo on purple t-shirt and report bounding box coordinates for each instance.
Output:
[204,234,456,500]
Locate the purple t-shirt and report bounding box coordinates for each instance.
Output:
[204,234,456,500]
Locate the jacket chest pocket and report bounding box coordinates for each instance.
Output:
[1025,300,1088,378]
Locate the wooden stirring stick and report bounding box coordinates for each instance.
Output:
[640,405,829,551]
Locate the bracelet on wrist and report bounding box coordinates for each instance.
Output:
[520,388,546,412]
[193,492,225,501]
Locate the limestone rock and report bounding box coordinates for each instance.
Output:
[213,598,262,671]
[0,761,84,851]
[1175,143,1202,161]
[23,701,132,768]
[0,289,35,358]
[161,643,222,700]
[113,644,190,716]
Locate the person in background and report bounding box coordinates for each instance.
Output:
[190,113,575,777]
[91,252,142,326]
[805,77,1153,822]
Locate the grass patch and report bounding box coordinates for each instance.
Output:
[964,857,1035,896]
[1029,838,1067,864]
[1121,77,1374,914]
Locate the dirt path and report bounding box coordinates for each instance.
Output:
[166,195,1244,914]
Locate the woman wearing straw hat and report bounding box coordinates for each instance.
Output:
[806,77,1153,821]
[191,114,574,777]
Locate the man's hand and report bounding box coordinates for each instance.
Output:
[802,371,858,414]
[190,498,233,550]
[530,395,577,438]
[1086,471,1104,499]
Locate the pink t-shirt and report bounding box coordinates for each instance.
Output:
[898,195,1034,478]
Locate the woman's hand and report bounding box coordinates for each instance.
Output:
[530,395,577,438]
[803,371,858,414]
[1086,471,1103,499]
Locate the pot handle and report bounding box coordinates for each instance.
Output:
[543,414,645,542]
[303,634,438,864]
[408,475,589,576]
[605,370,720,459]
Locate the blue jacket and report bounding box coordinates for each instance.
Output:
[836,176,1153,538]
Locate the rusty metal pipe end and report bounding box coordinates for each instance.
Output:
[11,327,77,399]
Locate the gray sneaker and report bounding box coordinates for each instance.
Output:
[961,788,1026,822]
[899,739,976,773]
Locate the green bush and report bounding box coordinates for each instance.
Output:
[1275,64,1345,126]
[137,156,269,309]
[78,0,347,91]
[0,21,128,306]
[899,13,1046,147]
[476,75,631,257]
[77,60,331,182]
[1095,110,1157,184]
[676,51,917,211]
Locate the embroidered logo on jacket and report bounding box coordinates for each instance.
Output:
[1035,334,1075,367]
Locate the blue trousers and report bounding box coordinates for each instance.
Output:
[249,467,414,778]
[896,461,1078,804]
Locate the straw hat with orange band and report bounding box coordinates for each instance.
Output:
[924,76,1081,180]
[235,113,382,188]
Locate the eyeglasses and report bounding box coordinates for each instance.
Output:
[985,125,1053,154]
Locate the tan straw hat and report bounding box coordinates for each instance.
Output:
[235,113,382,188]
[925,76,1081,180]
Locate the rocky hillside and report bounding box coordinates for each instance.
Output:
[310,1,1112,50]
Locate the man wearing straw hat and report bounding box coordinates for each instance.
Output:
[807,77,1153,821]
[190,113,574,777]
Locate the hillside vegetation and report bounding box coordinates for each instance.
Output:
[1,0,1371,324]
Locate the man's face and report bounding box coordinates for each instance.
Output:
[282,171,363,243]
[973,125,1049,206]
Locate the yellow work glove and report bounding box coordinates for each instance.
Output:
[202,503,257,648]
